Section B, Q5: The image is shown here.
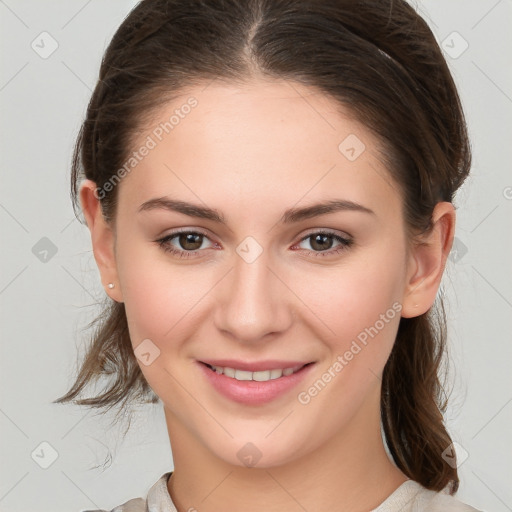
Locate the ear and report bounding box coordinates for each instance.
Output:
[79,180,124,303]
[401,202,455,318]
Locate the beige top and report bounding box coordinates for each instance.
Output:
[85,472,482,512]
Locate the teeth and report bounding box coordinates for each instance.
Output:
[270,369,283,379]
[223,367,235,378]
[209,364,301,382]
[234,369,253,381]
[253,370,271,381]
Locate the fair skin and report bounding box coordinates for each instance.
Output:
[80,78,455,512]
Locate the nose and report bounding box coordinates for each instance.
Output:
[213,248,294,344]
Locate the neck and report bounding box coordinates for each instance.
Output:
[165,387,408,512]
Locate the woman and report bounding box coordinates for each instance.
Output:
[55,0,481,510]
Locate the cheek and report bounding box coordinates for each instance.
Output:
[115,242,212,409]
[291,244,408,414]
[290,257,405,440]
[299,247,406,346]
[116,239,215,344]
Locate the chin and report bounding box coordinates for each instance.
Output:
[206,428,311,470]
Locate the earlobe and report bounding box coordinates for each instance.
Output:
[79,180,124,303]
[401,202,455,318]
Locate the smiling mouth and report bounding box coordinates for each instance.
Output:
[202,362,313,382]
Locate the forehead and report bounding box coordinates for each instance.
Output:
[118,79,402,224]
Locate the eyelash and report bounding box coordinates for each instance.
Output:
[155,229,353,259]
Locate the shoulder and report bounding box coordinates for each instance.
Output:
[82,497,145,512]
[372,480,483,512]
[81,472,175,512]
[418,486,482,512]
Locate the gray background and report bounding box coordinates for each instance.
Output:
[0,1,511,511]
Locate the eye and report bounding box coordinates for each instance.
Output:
[156,229,353,259]
[294,230,353,257]
[156,230,215,259]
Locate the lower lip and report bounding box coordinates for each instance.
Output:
[198,362,315,405]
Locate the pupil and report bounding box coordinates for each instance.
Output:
[180,233,202,250]
[311,234,332,251]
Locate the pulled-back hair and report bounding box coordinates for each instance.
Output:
[55,0,471,493]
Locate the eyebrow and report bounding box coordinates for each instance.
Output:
[138,197,375,224]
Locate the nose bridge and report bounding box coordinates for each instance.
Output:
[214,243,292,343]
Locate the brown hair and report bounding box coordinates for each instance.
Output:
[54,0,471,493]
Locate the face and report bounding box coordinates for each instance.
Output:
[101,79,417,467]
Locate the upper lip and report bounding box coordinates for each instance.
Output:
[199,359,313,372]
